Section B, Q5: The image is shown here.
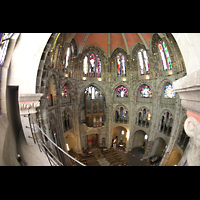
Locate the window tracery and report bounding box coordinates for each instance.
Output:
[116,53,126,77]
[140,85,152,98]
[115,106,128,124]
[138,49,150,75]
[158,41,172,71]
[164,84,175,98]
[159,111,173,136]
[116,86,128,97]
[136,107,151,128]
[83,53,101,77]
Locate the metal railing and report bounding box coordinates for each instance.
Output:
[29,114,86,166]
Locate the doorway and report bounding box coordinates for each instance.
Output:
[87,134,99,148]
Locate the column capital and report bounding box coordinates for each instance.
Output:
[19,93,43,115]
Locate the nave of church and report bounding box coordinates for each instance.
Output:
[0,33,200,166]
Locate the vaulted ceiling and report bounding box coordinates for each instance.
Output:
[64,33,165,56]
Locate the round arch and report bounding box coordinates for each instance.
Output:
[150,137,167,157]
[132,130,148,149]
[112,125,128,147]
[134,81,153,97]
[79,82,107,104]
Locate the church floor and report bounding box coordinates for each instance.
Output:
[69,147,150,166]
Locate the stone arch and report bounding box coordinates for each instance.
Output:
[158,78,172,97]
[158,109,174,136]
[165,33,186,72]
[111,47,129,76]
[112,125,128,147]
[134,81,153,96]
[79,82,107,105]
[80,45,107,75]
[114,104,129,124]
[135,106,151,128]
[113,84,129,99]
[150,33,162,54]
[150,137,167,158]
[132,130,148,149]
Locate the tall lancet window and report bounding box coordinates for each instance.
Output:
[116,53,126,77]
[138,49,150,75]
[83,53,101,77]
[158,41,172,71]
[83,56,88,77]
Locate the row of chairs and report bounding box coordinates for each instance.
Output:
[102,149,128,166]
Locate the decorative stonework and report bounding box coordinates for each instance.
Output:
[19,93,43,114]
[184,117,200,166]
[19,101,40,114]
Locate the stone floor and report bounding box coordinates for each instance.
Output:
[116,147,150,166]
[69,147,150,166]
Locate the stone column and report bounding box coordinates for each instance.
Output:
[173,69,200,166]
[19,93,43,145]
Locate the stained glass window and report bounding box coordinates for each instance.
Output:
[83,56,88,77]
[65,47,70,73]
[140,85,152,98]
[83,53,101,77]
[96,57,101,77]
[116,53,126,77]
[89,53,95,77]
[163,41,172,70]
[116,86,128,97]
[158,41,172,71]
[138,49,149,75]
[61,85,68,98]
[164,84,175,98]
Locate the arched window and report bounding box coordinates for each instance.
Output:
[61,85,68,98]
[140,85,152,98]
[65,47,70,73]
[89,53,95,77]
[158,41,172,71]
[138,49,150,75]
[116,86,128,97]
[63,41,75,74]
[83,56,88,77]
[164,84,175,98]
[136,107,151,127]
[159,111,173,136]
[115,106,128,123]
[83,53,101,77]
[116,53,126,77]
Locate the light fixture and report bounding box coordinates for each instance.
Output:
[123,78,126,81]
[98,78,102,81]
[65,73,68,77]
[144,134,148,140]
[83,77,87,81]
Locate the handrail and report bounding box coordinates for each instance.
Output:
[30,116,86,166]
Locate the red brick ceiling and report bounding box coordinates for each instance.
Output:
[72,33,158,54]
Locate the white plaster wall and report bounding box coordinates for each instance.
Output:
[172,33,200,75]
[8,33,51,94]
